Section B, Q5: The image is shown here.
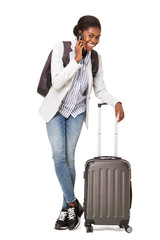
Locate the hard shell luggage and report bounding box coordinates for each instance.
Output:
[83,103,132,233]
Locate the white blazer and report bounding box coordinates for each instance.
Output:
[39,39,118,128]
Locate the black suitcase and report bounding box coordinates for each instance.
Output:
[83,103,132,233]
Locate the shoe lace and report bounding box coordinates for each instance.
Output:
[68,207,76,220]
[58,211,67,221]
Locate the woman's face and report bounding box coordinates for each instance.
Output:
[81,27,101,51]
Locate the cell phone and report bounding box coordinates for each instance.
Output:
[77,32,83,40]
[77,32,85,56]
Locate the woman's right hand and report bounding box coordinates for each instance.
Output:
[74,37,86,63]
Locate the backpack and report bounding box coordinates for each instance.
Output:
[37,41,99,97]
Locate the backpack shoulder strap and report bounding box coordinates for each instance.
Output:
[62,41,72,67]
[91,49,99,78]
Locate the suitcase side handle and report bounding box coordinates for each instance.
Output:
[97,103,118,157]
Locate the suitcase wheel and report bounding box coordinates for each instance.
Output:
[119,224,123,228]
[125,226,133,233]
[86,224,93,233]
[119,224,133,233]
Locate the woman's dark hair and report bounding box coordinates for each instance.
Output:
[73,15,101,36]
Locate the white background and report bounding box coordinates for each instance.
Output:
[0,0,160,239]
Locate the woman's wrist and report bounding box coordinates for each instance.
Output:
[74,56,81,63]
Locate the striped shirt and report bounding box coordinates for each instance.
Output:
[58,51,91,118]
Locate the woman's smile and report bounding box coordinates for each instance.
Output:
[86,42,96,50]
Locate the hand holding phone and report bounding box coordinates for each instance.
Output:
[75,32,86,62]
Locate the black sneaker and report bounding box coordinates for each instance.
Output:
[55,210,68,230]
[75,199,83,218]
[67,199,83,230]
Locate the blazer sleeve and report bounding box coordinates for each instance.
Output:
[93,55,119,107]
[51,42,81,90]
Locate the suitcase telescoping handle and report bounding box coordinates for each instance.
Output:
[97,103,118,157]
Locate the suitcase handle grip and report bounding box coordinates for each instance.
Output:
[98,103,107,107]
[97,103,118,157]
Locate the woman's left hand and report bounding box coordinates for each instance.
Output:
[115,102,125,122]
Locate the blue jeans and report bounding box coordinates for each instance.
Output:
[46,112,85,210]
